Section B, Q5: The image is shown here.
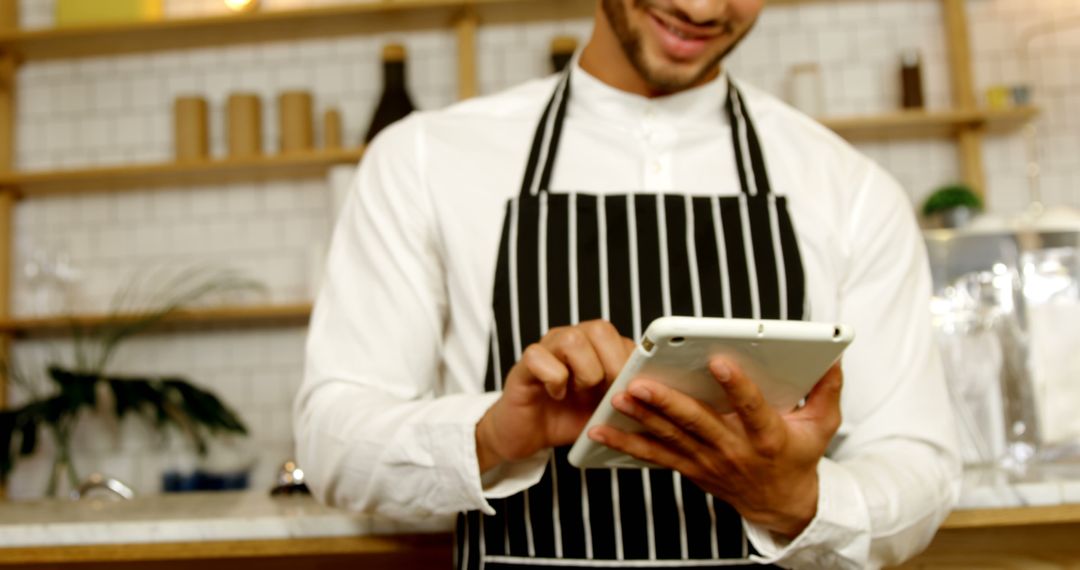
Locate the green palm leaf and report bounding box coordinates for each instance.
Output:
[1,266,263,493]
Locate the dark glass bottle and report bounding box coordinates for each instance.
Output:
[364,43,416,143]
[550,36,578,73]
[900,49,925,109]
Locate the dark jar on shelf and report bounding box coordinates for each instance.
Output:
[900,49,925,109]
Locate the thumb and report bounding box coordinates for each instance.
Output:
[795,363,843,428]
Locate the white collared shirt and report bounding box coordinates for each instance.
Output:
[295,60,960,569]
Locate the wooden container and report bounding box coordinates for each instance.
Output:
[278,91,313,154]
[227,93,263,158]
[173,96,208,162]
[323,108,343,150]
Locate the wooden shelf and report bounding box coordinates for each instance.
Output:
[0,303,313,337]
[0,148,364,197]
[821,106,1040,141]
[0,108,1038,198]
[0,0,856,63]
[0,0,594,61]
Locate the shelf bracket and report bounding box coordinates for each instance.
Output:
[455,6,479,100]
[942,0,987,199]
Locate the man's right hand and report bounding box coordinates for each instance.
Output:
[476,320,635,473]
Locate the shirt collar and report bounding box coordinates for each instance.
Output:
[567,53,731,126]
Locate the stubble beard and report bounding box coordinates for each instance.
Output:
[601,0,751,94]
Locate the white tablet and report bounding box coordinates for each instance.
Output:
[567,317,854,469]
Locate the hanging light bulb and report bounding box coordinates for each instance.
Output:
[224,0,259,12]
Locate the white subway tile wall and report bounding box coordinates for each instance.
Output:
[970,0,1080,213]
[6,0,1080,499]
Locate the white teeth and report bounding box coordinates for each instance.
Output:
[666,24,688,39]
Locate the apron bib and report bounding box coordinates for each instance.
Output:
[457,70,806,569]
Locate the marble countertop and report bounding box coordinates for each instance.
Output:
[5,466,1080,550]
[957,463,1080,510]
[0,491,453,548]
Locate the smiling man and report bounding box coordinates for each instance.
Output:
[590,0,752,94]
[296,1,961,569]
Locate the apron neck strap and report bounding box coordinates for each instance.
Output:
[519,70,572,197]
[518,70,772,198]
[724,82,772,197]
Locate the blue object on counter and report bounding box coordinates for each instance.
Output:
[162,470,249,493]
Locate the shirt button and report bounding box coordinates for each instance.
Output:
[644,106,656,118]
[650,160,662,173]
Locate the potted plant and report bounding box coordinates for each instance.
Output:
[922,183,984,229]
[1,268,262,497]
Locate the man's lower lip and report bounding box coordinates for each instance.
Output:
[647,12,713,61]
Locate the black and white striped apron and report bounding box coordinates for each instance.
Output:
[457,70,806,569]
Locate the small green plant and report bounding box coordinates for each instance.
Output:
[922,183,983,218]
[0,267,263,497]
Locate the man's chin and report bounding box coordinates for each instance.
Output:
[637,58,717,93]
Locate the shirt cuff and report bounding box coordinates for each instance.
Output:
[744,458,871,569]
[481,449,551,499]
[429,392,503,515]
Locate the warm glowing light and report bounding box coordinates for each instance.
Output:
[224,0,258,12]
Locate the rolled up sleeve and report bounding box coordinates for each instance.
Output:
[294,116,503,517]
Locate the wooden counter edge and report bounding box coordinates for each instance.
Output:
[4,505,1080,564]
[941,503,1080,529]
[0,533,453,565]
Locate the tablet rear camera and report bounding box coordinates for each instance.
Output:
[668,336,686,347]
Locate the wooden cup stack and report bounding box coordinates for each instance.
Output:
[323,108,343,150]
[173,96,209,162]
[227,93,263,158]
[279,91,314,153]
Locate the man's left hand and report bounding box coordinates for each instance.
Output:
[587,359,843,539]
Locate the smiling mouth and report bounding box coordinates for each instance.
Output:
[644,8,727,61]
[648,9,724,42]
